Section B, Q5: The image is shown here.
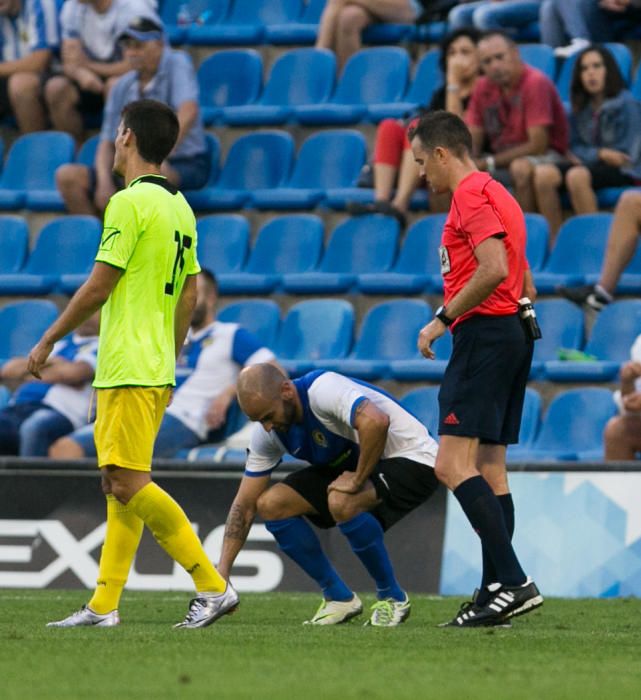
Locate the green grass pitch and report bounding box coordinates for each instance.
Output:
[1,591,640,700]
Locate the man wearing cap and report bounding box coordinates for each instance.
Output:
[44,0,152,142]
[55,15,210,215]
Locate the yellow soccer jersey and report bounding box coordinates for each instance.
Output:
[93,175,200,388]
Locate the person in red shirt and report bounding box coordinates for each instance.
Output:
[410,109,542,628]
[465,31,568,212]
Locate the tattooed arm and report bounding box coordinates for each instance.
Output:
[218,474,271,580]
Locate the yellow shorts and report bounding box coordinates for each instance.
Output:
[94,386,171,472]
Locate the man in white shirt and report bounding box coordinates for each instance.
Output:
[49,269,278,459]
[217,363,440,628]
[0,312,99,455]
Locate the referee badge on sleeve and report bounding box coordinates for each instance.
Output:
[439,245,451,274]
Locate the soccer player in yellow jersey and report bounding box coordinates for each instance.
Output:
[28,98,238,629]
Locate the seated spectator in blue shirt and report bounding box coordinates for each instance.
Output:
[0,0,59,133]
[529,45,641,240]
[44,0,151,142]
[55,15,209,216]
[49,270,281,461]
[0,312,99,456]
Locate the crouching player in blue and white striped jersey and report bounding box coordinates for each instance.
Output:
[217,363,439,627]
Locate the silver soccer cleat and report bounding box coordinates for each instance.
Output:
[174,583,240,629]
[364,595,411,627]
[46,605,120,628]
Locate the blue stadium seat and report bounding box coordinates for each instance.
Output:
[0,216,28,275]
[195,214,249,277]
[219,214,323,294]
[362,21,416,45]
[519,43,555,80]
[556,43,632,103]
[315,299,431,379]
[186,0,300,45]
[160,0,230,44]
[0,216,102,295]
[252,130,367,210]
[0,300,59,365]
[534,213,612,293]
[400,386,440,441]
[506,387,543,462]
[218,299,281,348]
[358,214,445,294]
[415,20,448,43]
[368,48,441,121]
[632,63,641,101]
[545,300,641,382]
[0,132,75,211]
[187,131,294,211]
[276,299,354,375]
[525,388,616,461]
[196,50,263,125]
[265,0,323,44]
[525,213,549,272]
[76,134,99,167]
[294,47,410,125]
[183,133,222,210]
[389,319,452,381]
[529,299,584,379]
[282,214,399,293]
[223,48,336,126]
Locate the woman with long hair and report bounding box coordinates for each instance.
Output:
[532,45,641,241]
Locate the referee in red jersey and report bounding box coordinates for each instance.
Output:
[410,110,542,628]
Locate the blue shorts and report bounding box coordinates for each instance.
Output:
[68,413,200,459]
[438,314,533,444]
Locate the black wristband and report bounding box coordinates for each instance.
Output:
[435,305,454,327]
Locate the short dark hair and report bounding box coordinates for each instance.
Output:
[439,27,481,73]
[570,45,626,112]
[409,110,472,159]
[199,267,218,293]
[121,99,179,165]
[477,29,516,48]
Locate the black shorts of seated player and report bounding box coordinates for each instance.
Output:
[438,314,533,443]
[284,457,439,530]
[121,98,179,165]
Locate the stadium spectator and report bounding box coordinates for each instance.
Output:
[448,0,542,35]
[559,190,641,311]
[604,334,641,461]
[347,28,481,223]
[0,0,59,133]
[467,31,568,212]
[529,46,641,240]
[32,99,235,629]
[44,0,152,142]
[539,0,594,56]
[315,0,422,69]
[218,364,439,627]
[411,110,542,627]
[55,15,209,216]
[50,269,280,460]
[542,0,641,50]
[0,313,99,456]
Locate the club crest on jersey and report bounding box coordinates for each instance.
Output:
[439,245,451,274]
[312,430,328,447]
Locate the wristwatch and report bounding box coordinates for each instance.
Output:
[435,305,454,326]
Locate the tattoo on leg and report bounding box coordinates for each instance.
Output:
[224,504,251,541]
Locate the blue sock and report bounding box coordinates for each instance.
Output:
[338,512,405,602]
[265,517,353,601]
[454,477,525,587]
[480,494,516,597]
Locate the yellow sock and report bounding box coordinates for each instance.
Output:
[89,494,144,614]
[128,482,225,593]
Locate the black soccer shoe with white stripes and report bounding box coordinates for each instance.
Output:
[443,578,543,628]
[438,588,511,629]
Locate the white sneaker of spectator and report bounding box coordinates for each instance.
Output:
[554,38,591,58]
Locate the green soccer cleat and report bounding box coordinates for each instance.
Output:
[365,595,411,627]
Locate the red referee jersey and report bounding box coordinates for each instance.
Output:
[441,171,526,328]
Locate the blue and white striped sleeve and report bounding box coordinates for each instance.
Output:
[30,0,60,52]
[308,373,367,428]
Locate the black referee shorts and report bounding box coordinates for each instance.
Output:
[282,457,439,531]
[438,313,533,444]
